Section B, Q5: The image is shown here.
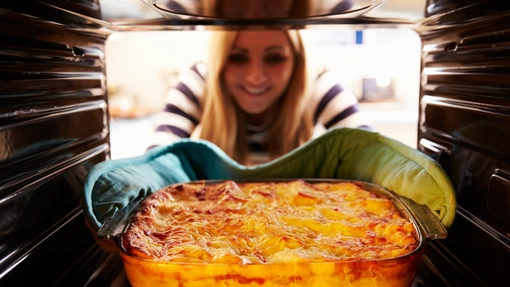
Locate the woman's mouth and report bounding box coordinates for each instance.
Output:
[242,86,270,96]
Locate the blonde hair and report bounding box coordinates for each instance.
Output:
[199,29,313,165]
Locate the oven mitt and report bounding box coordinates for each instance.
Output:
[82,127,456,234]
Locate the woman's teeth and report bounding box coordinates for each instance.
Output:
[244,87,267,95]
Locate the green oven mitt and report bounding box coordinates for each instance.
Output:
[82,127,456,232]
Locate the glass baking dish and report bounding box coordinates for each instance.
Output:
[98,178,447,287]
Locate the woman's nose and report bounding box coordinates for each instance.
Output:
[245,61,268,84]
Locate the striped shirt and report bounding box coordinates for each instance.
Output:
[149,62,371,164]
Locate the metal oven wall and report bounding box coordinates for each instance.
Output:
[416,0,510,286]
[0,1,123,286]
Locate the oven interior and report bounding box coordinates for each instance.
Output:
[1,0,509,286]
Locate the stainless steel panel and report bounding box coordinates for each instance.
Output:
[0,1,118,286]
[417,1,510,286]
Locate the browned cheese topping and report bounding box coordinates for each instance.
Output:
[122,180,418,264]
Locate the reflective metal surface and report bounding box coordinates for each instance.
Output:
[417,0,510,286]
[0,1,115,286]
[151,0,382,19]
[38,0,414,31]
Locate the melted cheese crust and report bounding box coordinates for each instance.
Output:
[122,180,418,264]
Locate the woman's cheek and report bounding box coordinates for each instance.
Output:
[270,63,293,82]
[223,66,240,85]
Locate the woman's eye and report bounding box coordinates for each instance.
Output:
[228,54,249,65]
[264,54,287,64]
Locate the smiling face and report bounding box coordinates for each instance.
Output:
[223,30,296,122]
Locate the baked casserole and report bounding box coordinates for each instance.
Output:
[120,179,424,287]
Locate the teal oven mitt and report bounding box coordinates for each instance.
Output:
[82,127,456,233]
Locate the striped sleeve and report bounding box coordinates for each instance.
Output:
[164,0,202,15]
[311,71,372,135]
[246,126,271,165]
[148,62,206,149]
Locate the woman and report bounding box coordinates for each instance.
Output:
[150,29,371,165]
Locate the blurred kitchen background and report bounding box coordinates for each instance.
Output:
[105,0,425,160]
